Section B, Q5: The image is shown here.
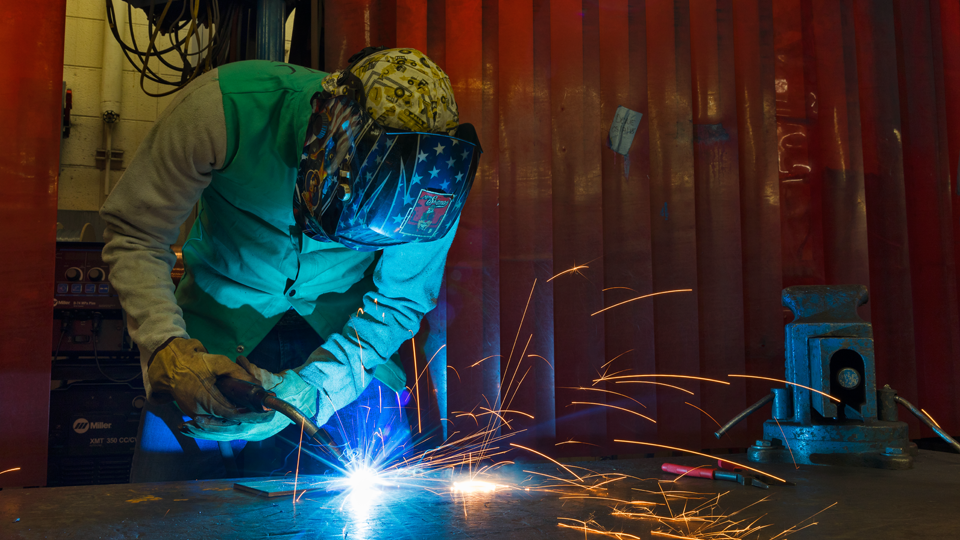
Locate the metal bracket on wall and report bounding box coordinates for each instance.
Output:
[95,149,124,170]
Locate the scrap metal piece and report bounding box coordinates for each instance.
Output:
[234,476,326,497]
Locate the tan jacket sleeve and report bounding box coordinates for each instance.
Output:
[99,69,228,394]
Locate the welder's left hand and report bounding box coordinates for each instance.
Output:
[179,356,319,442]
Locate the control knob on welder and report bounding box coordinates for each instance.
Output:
[88,267,105,282]
[65,267,83,281]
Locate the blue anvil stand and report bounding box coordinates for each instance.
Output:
[714,285,960,470]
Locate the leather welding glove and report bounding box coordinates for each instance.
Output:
[179,356,319,442]
[294,347,372,430]
[148,337,271,423]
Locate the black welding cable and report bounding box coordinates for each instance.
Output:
[53,317,69,361]
[92,314,140,384]
[107,0,176,86]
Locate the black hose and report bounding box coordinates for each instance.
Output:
[264,395,346,463]
[714,392,775,440]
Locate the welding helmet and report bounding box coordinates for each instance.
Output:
[294,47,482,252]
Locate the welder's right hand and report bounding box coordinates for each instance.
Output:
[147,337,272,423]
[179,356,318,442]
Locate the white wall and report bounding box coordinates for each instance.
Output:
[61,0,177,211]
[60,0,296,213]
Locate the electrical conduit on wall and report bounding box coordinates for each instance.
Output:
[100,0,124,202]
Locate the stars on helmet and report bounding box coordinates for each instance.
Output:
[417,150,428,163]
[455,172,464,182]
[446,157,456,168]
[411,173,422,185]
[433,142,446,155]
[461,148,471,160]
[429,167,440,179]
[403,192,416,205]
[440,180,450,191]
[392,214,405,224]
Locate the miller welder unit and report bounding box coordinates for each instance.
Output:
[49,241,144,486]
[715,285,960,470]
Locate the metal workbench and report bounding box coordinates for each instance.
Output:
[3,450,959,539]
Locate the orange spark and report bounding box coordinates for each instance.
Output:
[411,331,421,434]
[727,374,840,403]
[453,412,480,426]
[293,420,304,501]
[598,374,730,386]
[468,354,503,368]
[503,366,533,416]
[603,286,640,293]
[526,354,555,369]
[447,365,462,382]
[476,408,513,429]
[774,417,799,469]
[420,344,447,380]
[599,368,634,380]
[683,402,722,429]
[565,386,647,408]
[559,496,657,506]
[600,349,635,370]
[0,467,20,475]
[555,440,600,447]
[769,502,837,540]
[665,463,713,482]
[614,380,695,396]
[481,406,534,419]
[557,519,642,539]
[921,408,942,428]
[569,402,656,423]
[511,443,583,482]
[354,327,364,387]
[507,280,536,367]
[547,265,589,282]
[613,440,786,483]
[650,531,702,539]
[591,289,693,316]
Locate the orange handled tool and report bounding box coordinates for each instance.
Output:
[662,462,769,489]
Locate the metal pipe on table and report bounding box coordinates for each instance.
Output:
[894,395,960,454]
[256,0,286,61]
[714,392,774,439]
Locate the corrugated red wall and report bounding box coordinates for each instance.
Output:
[325,0,960,453]
[0,0,65,486]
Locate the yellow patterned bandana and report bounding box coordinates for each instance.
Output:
[344,48,459,135]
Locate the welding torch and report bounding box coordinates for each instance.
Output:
[216,376,348,464]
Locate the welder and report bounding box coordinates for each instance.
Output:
[100,47,481,482]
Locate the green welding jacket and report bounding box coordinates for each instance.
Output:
[101,62,457,407]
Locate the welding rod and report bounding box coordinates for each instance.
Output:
[894,395,960,454]
[216,377,347,463]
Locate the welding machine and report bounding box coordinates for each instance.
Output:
[715,285,960,470]
[47,382,145,486]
